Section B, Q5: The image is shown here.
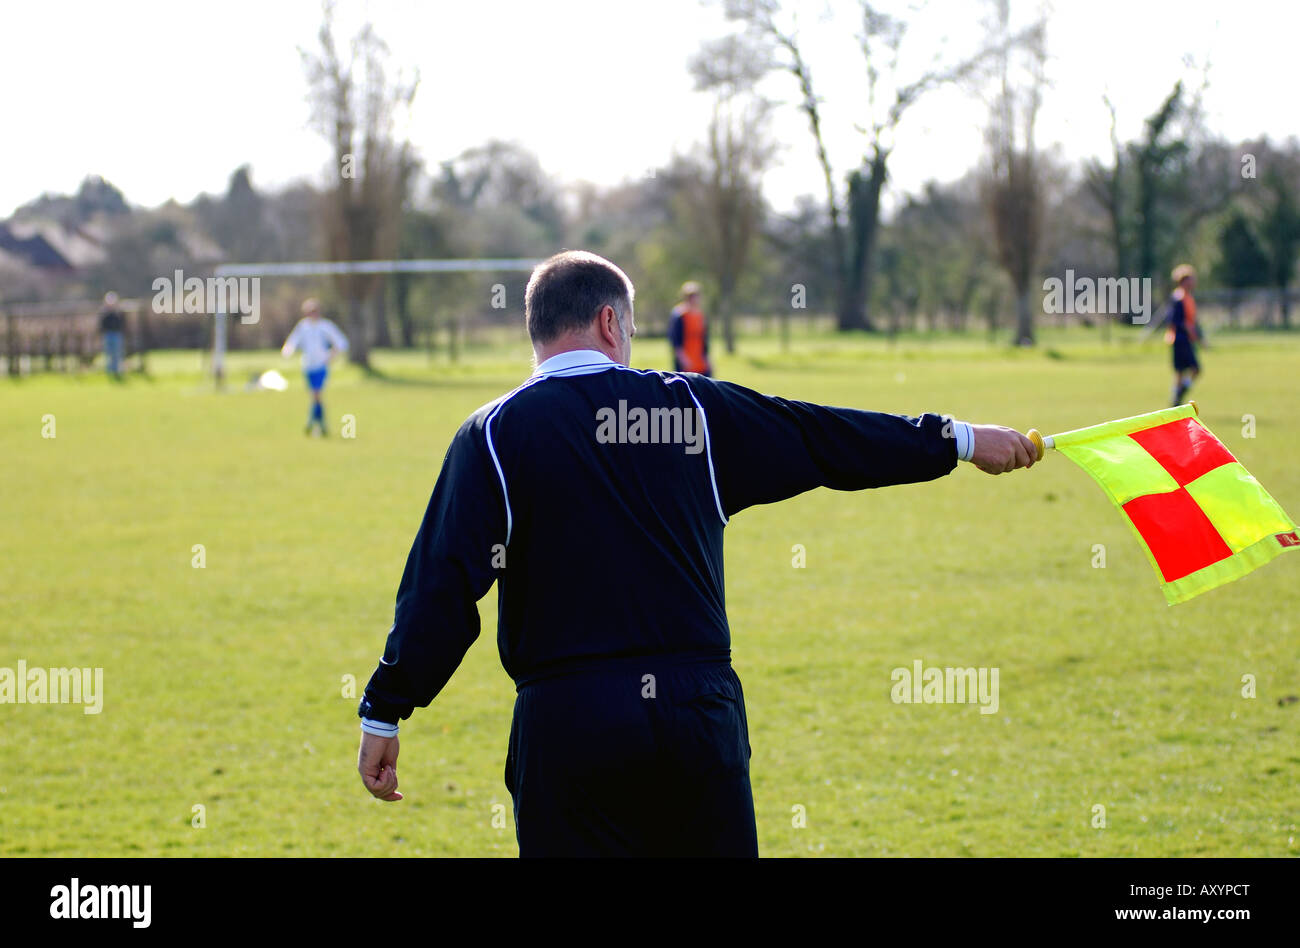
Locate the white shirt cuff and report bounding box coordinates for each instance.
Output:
[953,421,975,462]
[360,717,399,738]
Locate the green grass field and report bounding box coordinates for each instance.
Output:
[3,329,1298,856]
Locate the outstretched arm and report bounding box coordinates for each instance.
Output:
[280,322,300,358]
[325,320,350,360]
[686,377,1035,518]
[1144,300,1174,340]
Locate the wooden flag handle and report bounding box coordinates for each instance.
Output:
[1027,428,1047,461]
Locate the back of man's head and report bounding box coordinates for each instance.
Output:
[525,251,634,345]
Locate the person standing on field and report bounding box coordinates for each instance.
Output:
[1162,264,1203,407]
[98,292,126,379]
[355,250,1038,857]
[668,280,711,377]
[281,298,349,436]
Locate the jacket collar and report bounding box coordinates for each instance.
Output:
[531,349,618,377]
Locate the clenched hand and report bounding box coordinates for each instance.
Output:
[358,732,403,802]
[969,424,1038,475]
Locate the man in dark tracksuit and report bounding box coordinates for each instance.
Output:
[356,251,1039,856]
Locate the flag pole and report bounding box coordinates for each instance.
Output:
[1027,401,1198,462]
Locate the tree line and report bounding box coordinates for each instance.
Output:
[7,1,1298,364]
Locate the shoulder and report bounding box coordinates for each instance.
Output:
[675,371,739,394]
[667,371,746,410]
[463,376,549,434]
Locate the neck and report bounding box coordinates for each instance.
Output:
[533,336,615,366]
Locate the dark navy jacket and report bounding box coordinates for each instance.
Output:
[360,349,959,724]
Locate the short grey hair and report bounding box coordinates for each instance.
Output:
[525,250,634,345]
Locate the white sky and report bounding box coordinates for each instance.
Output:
[2,0,1298,220]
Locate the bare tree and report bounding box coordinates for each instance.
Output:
[686,35,775,353]
[301,1,417,368]
[1083,67,1239,313]
[981,2,1046,345]
[1083,94,1128,276]
[724,0,1024,332]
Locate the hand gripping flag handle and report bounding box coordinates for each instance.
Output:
[1027,401,1198,462]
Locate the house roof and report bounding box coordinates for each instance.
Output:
[0,223,73,270]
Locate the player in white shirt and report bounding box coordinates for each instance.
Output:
[281,298,349,436]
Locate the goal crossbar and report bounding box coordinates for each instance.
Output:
[207,258,542,385]
[213,258,541,278]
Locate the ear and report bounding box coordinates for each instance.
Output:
[596,305,620,349]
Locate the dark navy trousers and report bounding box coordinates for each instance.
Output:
[504,658,758,857]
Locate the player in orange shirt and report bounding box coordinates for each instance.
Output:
[668,281,712,377]
[1161,264,1203,407]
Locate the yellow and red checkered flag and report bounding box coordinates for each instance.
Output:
[1028,404,1299,605]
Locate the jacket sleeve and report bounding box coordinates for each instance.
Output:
[685,376,959,518]
[1170,298,1185,330]
[360,415,507,723]
[281,321,300,357]
[326,319,350,353]
[668,310,684,349]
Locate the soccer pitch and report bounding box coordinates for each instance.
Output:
[3,331,1298,857]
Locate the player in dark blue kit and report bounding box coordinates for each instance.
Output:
[355,251,1038,856]
[1162,264,1203,407]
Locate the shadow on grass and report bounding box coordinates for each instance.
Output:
[2,367,157,385]
[357,364,523,389]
